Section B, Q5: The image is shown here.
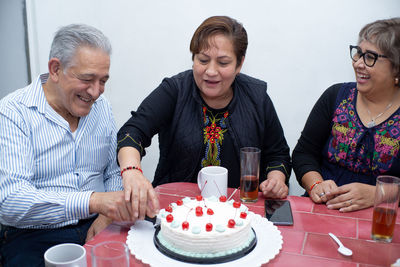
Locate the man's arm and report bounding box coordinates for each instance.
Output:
[0,109,93,227]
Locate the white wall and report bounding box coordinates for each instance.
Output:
[0,0,29,98]
[25,0,400,195]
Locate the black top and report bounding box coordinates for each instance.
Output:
[118,70,291,188]
[293,83,400,188]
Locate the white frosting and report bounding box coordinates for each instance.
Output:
[158,196,252,256]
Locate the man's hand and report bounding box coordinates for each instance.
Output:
[89,191,135,222]
[326,183,375,212]
[122,170,159,220]
[85,214,112,242]
[259,171,288,199]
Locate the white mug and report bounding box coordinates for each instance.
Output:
[44,243,87,267]
[197,166,228,198]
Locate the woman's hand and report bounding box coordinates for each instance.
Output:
[309,180,338,203]
[122,170,159,221]
[118,147,160,221]
[325,183,375,212]
[260,170,288,199]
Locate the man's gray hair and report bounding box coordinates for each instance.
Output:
[49,24,112,69]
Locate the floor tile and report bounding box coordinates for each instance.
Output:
[360,264,394,267]
[279,229,305,253]
[291,212,357,237]
[267,252,357,267]
[288,196,314,212]
[304,233,356,261]
[313,205,373,220]
[248,205,265,216]
[303,233,400,266]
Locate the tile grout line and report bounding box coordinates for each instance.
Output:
[298,209,363,221]
[300,232,308,255]
[356,218,359,239]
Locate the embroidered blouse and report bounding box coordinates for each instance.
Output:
[293,83,400,187]
[200,104,241,188]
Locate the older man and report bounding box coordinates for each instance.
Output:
[0,24,159,266]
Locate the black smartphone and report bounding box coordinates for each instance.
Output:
[264,199,294,226]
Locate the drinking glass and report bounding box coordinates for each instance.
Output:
[371,175,400,242]
[240,147,261,203]
[91,241,129,267]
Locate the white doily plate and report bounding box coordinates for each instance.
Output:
[126,212,283,267]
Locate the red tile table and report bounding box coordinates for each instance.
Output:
[84,182,400,266]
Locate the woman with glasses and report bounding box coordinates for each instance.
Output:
[293,18,400,212]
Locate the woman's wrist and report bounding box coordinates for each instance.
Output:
[309,180,322,192]
[120,166,143,177]
[302,171,324,194]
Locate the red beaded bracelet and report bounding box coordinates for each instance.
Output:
[309,181,322,192]
[120,166,143,177]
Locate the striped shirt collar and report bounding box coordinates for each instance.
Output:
[19,73,49,114]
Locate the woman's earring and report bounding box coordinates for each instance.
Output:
[396,77,399,85]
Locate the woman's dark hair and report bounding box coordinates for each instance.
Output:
[190,16,248,67]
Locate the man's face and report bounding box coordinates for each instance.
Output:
[54,46,110,119]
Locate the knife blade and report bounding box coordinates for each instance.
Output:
[144,215,161,228]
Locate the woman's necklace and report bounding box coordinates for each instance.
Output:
[366,102,393,128]
[363,89,399,128]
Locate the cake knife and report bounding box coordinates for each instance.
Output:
[145,215,161,228]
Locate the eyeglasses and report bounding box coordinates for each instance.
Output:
[349,45,387,67]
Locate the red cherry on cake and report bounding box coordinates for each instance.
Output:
[195,206,203,216]
[176,199,183,206]
[182,221,189,230]
[233,201,241,208]
[207,208,214,215]
[228,219,236,228]
[206,223,213,232]
[166,214,174,222]
[219,195,227,202]
[240,212,247,219]
[196,195,203,201]
[165,205,173,213]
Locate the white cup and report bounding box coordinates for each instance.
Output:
[44,243,87,267]
[197,166,228,198]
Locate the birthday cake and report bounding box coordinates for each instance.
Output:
[155,195,256,262]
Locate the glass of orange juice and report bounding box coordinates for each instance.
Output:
[371,175,400,242]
